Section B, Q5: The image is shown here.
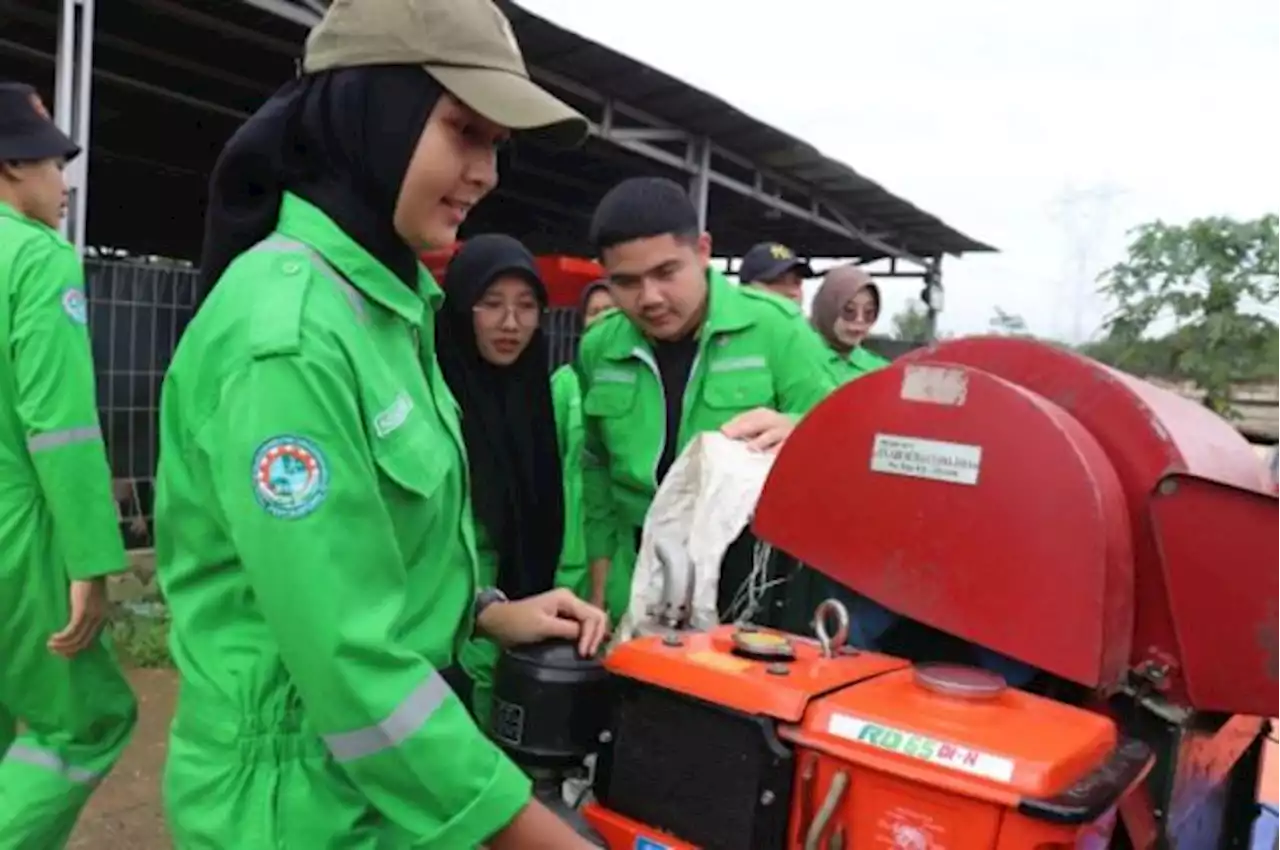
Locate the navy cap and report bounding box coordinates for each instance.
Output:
[738,241,814,284]
[0,82,79,163]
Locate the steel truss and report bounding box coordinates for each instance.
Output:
[34,0,944,333]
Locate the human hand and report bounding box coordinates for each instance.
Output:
[48,578,109,657]
[721,407,795,452]
[486,799,600,850]
[478,588,609,658]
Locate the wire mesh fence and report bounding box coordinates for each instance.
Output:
[85,259,585,551]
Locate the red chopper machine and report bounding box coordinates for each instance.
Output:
[573,337,1277,849]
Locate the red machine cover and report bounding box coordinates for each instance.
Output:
[420,245,603,308]
[755,358,1135,689]
[898,338,1277,716]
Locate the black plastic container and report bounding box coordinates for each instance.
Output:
[489,638,610,771]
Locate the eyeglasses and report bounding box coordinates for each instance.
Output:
[472,302,544,327]
[840,304,878,323]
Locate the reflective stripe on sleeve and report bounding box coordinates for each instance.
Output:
[26,425,102,453]
[322,671,453,763]
[2,743,100,784]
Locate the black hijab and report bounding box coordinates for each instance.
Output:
[436,235,565,599]
[199,66,444,302]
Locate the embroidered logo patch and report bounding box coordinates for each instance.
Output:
[61,287,88,325]
[252,435,328,519]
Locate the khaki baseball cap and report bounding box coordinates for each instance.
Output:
[304,0,589,147]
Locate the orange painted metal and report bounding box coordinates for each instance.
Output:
[582,802,700,850]
[602,626,908,723]
[592,624,1149,849]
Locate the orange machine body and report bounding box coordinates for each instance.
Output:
[584,626,1151,850]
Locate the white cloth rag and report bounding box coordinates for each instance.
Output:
[615,432,777,643]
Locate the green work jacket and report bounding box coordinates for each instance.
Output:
[578,268,842,563]
[0,201,124,586]
[550,361,587,593]
[837,345,892,383]
[152,192,529,849]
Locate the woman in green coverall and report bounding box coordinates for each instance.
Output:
[150,3,607,849]
[809,263,892,382]
[550,281,615,605]
[0,81,136,850]
[436,234,578,726]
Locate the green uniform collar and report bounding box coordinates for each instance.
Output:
[601,266,755,361]
[0,200,64,240]
[274,192,439,326]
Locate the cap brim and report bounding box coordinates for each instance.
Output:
[426,65,589,149]
[0,123,80,163]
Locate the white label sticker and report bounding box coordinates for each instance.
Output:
[828,713,1016,783]
[373,392,413,439]
[900,364,968,406]
[870,434,982,486]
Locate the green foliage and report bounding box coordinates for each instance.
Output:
[889,302,936,342]
[1096,213,1279,413]
[109,602,172,668]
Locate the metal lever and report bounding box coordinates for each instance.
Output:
[803,769,849,850]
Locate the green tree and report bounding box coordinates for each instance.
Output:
[988,307,1030,336]
[1096,213,1279,413]
[889,302,934,342]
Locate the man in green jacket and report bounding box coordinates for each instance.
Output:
[579,177,842,622]
[550,280,615,600]
[0,81,136,849]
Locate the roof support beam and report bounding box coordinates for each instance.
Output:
[688,137,711,232]
[532,66,927,268]
[238,0,931,265]
[0,37,254,121]
[241,0,323,28]
[605,127,691,144]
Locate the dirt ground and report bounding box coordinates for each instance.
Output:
[67,668,175,850]
[62,667,1280,849]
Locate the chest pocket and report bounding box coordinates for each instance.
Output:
[703,368,776,411]
[583,379,638,419]
[371,420,452,502]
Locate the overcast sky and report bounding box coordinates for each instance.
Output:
[521,0,1279,341]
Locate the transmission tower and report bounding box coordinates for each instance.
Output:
[1048,182,1126,343]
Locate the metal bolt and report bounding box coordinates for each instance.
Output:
[760,790,776,806]
[766,663,790,676]
[1158,479,1178,496]
[662,634,683,647]
[598,730,613,744]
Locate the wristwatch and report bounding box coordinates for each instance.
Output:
[474,587,508,621]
